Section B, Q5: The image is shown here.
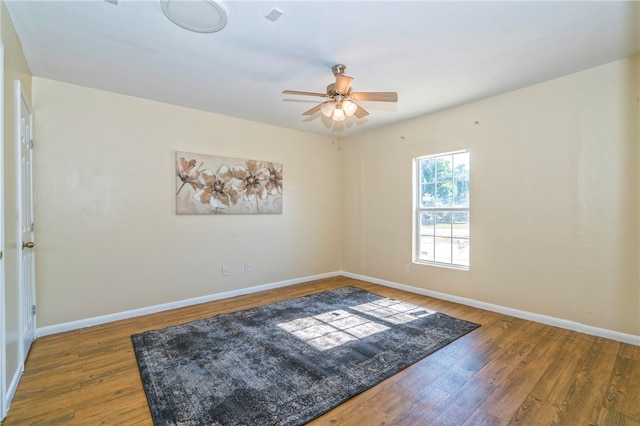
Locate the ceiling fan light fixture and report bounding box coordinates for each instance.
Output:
[320,101,335,117]
[332,108,346,122]
[161,0,227,33]
[342,100,357,117]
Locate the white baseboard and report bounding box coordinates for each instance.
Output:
[341,271,640,347]
[36,270,640,347]
[36,271,341,338]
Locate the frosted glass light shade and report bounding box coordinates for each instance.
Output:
[320,102,335,117]
[342,100,357,117]
[332,108,346,121]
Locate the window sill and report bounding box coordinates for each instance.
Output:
[413,260,469,271]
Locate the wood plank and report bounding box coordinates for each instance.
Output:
[596,407,640,426]
[483,324,567,419]
[418,375,498,425]
[463,409,509,426]
[603,354,640,419]
[620,342,640,361]
[551,337,622,425]
[510,398,564,426]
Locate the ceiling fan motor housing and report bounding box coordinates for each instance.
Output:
[326,83,346,97]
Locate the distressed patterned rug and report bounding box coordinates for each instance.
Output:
[131,286,479,426]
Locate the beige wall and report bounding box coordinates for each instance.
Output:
[1,0,32,406]
[32,78,341,327]
[25,55,640,338]
[342,56,640,336]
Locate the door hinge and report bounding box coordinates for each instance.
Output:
[32,305,36,315]
[29,138,34,149]
[31,222,35,232]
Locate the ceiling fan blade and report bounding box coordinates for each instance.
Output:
[351,92,398,102]
[302,104,323,116]
[354,104,369,118]
[283,90,328,98]
[334,75,354,95]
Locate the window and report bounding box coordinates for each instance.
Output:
[415,150,469,268]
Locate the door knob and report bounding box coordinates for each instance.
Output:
[22,241,34,249]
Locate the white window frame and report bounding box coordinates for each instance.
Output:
[413,149,470,270]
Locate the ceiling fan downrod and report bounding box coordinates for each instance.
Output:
[331,64,347,76]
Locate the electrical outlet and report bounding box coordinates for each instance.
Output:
[244,263,251,273]
[222,265,230,276]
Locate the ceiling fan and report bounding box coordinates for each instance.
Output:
[282,64,398,122]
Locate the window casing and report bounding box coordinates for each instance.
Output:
[414,150,469,269]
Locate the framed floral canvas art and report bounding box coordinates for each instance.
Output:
[176,151,283,214]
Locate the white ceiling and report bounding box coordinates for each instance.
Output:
[6,0,640,138]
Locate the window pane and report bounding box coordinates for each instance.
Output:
[420,183,435,208]
[453,152,469,179]
[436,157,452,181]
[419,211,435,235]
[420,158,436,183]
[418,236,434,262]
[435,212,452,237]
[453,152,470,208]
[435,182,453,207]
[453,212,469,238]
[452,238,469,266]
[434,237,452,263]
[454,180,469,207]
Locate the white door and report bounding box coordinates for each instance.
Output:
[18,83,35,361]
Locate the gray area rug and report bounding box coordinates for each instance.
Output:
[131,286,479,425]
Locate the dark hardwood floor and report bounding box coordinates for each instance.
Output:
[2,276,639,425]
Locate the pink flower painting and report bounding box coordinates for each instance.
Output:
[176,151,283,214]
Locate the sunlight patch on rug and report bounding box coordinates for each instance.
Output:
[351,297,437,324]
[277,298,436,351]
[277,309,389,351]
